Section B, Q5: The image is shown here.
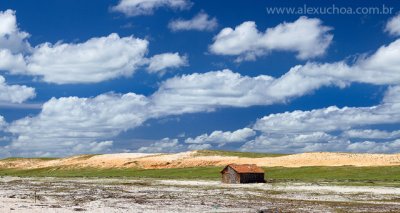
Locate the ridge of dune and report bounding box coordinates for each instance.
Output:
[1,151,400,169]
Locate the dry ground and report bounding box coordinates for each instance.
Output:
[0,177,400,213]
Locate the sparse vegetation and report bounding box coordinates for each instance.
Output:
[265,166,400,181]
[264,166,400,186]
[1,166,400,186]
[0,166,223,180]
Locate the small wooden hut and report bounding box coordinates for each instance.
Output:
[220,164,265,184]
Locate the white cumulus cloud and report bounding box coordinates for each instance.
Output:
[346,140,400,153]
[0,10,30,74]
[137,138,185,153]
[151,37,400,113]
[0,10,187,84]
[254,86,400,134]
[147,52,188,74]
[185,128,256,144]
[342,129,400,140]
[209,16,333,61]
[237,86,400,153]
[0,49,26,73]
[0,11,35,105]
[0,115,7,131]
[187,143,212,150]
[7,93,149,156]
[111,0,192,17]
[0,10,31,54]
[241,132,348,153]
[24,33,149,84]
[386,13,400,36]
[168,12,218,32]
[0,75,35,103]
[240,132,400,154]
[150,69,276,114]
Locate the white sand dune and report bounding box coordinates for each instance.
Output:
[1,151,400,169]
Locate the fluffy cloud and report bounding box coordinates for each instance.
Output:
[0,115,7,131]
[254,86,400,134]
[137,138,185,153]
[111,0,192,17]
[6,72,266,155]
[350,39,400,84]
[240,133,400,154]
[7,93,149,156]
[23,33,149,84]
[346,140,400,153]
[209,16,333,61]
[0,49,26,73]
[0,10,187,84]
[0,76,35,103]
[240,85,400,153]
[147,52,188,74]
[5,72,400,155]
[0,10,31,54]
[138,128,258,152]
[185,128,255,144]
[6,141,114,157]
[0,10,16,35]
[241,132,348,153]
[72,141,113,154]
[0,10,30,74]
[150,70,275,114]
[257,38,400,101]
[151,37,400,113]
[238,86,400,153]
[18,34,187,83]
[187,143,212,150]
[195,86,400,153]
[386,14,400,36]
[168,12,218,32]
[342,129,400,139]
[9,93,150,138]
[0,12,35,105]
[150,67,337,114]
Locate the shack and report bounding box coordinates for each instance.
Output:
[220,164,265,184]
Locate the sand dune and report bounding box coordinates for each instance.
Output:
[1,151,400,169]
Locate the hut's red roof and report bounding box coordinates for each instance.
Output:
[222,164,264,174]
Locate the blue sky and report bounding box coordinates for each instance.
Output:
[0,0,400,157]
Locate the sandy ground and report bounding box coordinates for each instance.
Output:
[2,151,400,169]
[0,177,399,213]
